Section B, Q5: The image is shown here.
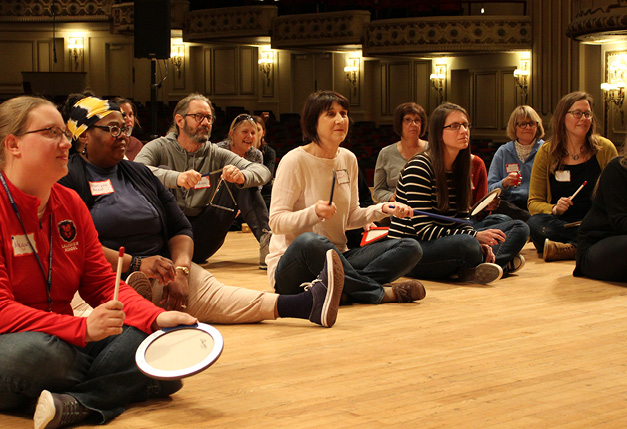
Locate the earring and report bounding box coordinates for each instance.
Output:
[81,145,87,157]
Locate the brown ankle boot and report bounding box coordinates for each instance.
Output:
[34,390,91,429]
[383,280,426,303]
[543,239,577,262]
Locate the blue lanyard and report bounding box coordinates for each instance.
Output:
[1,172,54,311]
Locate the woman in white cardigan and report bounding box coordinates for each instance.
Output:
[266,90,425,305]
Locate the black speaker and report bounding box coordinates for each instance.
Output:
[134,0,171,59]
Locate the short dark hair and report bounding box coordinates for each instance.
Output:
[393,102,427,138]
[300,90,349,144]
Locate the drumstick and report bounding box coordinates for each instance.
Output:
[114,247,125,302]
[388,205,473,225]
[569,180,587,201]
[202,169,224,177]
[329,170,336,205]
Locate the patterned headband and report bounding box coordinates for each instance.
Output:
[67,97,121,140]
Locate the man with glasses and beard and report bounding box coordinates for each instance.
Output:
[135,93,272,267]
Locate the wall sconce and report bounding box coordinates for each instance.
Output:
[170,44,184,78]
[430,64,446,105]
[601,57,627,124]
[514,58,530,104]
[68,37,83,71]
[344,58,359,96]
[258,50,274,87]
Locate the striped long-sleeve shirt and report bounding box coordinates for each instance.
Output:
[388,153,477,241]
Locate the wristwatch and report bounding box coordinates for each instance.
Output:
[175,266,190,276]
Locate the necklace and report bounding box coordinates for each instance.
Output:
[566,145,584,161]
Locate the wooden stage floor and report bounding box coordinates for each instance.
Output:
[3,231,627,428]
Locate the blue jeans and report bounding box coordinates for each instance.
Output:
[408,219,529,279]
[472,214,512,230]
[527,213,578,251]
[274,232,422,304]
[0,326,181,423]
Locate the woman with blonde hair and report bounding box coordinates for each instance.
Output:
[487,105,545,221]
[527,92,617,261]
[0,96,196,428]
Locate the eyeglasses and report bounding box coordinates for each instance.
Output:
[516,121,538,129]
[185,113,215,124]
[443,122,471,131]
[20,126,72,141]
[92,124,132,138]
[402,118,421,126]
[568,110,593,120]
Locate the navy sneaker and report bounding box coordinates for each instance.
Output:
[307,249,344,328]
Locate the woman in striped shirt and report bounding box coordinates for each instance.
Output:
[388,103,529,284]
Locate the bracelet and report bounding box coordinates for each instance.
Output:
[175,266,190,276]
[126,255,143,276]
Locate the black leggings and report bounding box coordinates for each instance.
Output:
[577,235,627,282]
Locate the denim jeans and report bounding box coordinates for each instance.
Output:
[0,326,181,423]
[527,213,578,251]
[408,219,529,279]
[189,182,269,263]
[273,232,422,304]
[472,213,513,230]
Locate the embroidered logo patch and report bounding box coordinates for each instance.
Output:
[58,220,77,243]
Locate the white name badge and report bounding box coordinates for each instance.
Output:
[194,176,210,189]
[89,180,115,196]
[12,233,37,256]
[555,170,571,182]
[506,163,520,173]
[335,169,350,185]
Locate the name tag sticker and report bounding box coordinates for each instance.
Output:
[555,170,571,182]
[336,169,350,185]
[506,163,520,173]
[12,233,36,256]
[89,180,115,196]
[194,176,211,189]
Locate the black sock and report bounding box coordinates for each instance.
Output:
[276,289,314,319]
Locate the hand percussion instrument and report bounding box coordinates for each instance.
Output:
[360,227,389,246]
[471,188,501,217]
[136,323,224,380]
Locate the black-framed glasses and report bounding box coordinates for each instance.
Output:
[516,121,538,129]
[568,110,593,120]
[185,113,215,124]
[20,126,72,141]
[443,122,471,131]
[92,124,132,138]
[402,118,421,126]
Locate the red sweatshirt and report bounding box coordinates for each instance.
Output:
[0,177,164,347]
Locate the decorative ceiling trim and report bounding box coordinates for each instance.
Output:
[0,0,110,23]
[566,2,627,40]
[184,5,277,42]
[271,10,370,49]
[363,16,532,55]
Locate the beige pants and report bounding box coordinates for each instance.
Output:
[72,263,278,324]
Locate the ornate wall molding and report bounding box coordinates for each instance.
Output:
[363,16,532,56]
[566,1,627,41]
[0,0,111,23]
[271,11,370,49]
[111,2,133,34]
[185,6,277,42]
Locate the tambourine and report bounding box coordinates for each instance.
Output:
[471,188,501,217]
[136,323,224,380]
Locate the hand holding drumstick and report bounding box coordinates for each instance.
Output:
[552,181,587,216]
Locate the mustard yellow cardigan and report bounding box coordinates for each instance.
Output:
[527,136,618,215]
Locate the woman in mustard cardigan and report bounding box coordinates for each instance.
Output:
[527,92,617,261]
